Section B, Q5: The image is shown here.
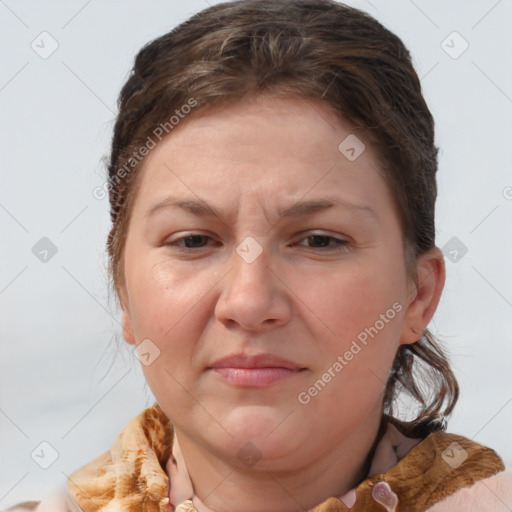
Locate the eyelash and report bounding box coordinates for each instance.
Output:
[165,233,350,253]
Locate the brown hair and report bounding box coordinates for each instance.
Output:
[105,0,459,437]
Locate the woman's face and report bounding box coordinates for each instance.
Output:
[120,94,442,470]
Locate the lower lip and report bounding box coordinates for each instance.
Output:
[210,367,305,387]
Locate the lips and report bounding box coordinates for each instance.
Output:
[208,353,305,371]
[207,353,307,387]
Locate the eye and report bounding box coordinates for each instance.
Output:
[295,233,350,252]
[165,234,215,250]
[165,232,350,253]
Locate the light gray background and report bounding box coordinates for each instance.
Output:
[1,0,511,508]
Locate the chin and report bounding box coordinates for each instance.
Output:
[211,406,305,460]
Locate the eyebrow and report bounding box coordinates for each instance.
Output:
[144,195,378,222]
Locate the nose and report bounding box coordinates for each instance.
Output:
[214,237,292,333]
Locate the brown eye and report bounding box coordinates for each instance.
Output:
[296,233,350,252]
[166,234,214,250]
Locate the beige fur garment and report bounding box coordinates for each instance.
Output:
[62,404,506,511]
[8,404,507,511]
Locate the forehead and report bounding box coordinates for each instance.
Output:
[130,94,395,222]
[145,94,375,162]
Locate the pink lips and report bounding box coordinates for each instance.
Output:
[208,353,306,387]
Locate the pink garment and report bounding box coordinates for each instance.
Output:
[426,471,512,512]
[337,422,424,508]
[27,420,512,512]
[166,422,423,511]
[166,422,512,512]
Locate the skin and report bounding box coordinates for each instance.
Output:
[119,94,445,512]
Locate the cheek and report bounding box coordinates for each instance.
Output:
[307,265,404,391]
[313,266,399,340]
[127,256,212,339]
[129,260,210,407]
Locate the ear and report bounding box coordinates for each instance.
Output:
[121,308,136,345]
[399,246,446,345]
[119,288,136,346]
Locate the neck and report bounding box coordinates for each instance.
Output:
[167,414,387,512]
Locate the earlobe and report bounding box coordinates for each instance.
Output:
[121,307,136,346]
[119,283,136,345]
[399,247,446,346]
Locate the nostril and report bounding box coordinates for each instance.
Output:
[371,481,399,511]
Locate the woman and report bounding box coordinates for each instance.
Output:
[14,0,511,510]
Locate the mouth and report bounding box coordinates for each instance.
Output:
[207,352,307,387]
[209,367,306,387]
